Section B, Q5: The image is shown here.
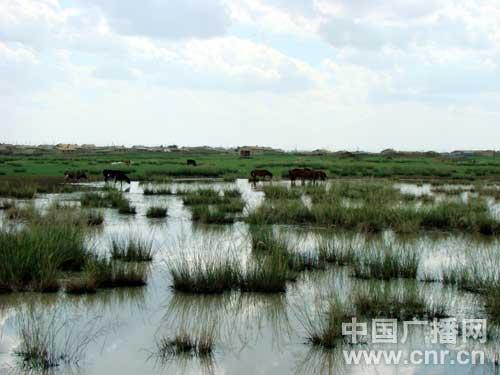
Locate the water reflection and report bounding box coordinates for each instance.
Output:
[160,292,291,352]
[1,180,500,375]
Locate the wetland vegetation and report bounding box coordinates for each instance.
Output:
[2,155,500,374]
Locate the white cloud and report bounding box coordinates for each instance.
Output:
[2,0,500,150]
[83,0,231,39]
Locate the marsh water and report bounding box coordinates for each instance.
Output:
[1,180,500,374]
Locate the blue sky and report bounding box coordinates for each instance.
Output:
[1,0,500,151]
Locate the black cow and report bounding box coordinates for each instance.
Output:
[103,169,131,186]
[187,159,197,166]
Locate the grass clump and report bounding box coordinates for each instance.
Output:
[81,189,134,215]
[296,297,355,348]
[146,206,168,218]
[181,188,222,206]
[239,250,290,293]
[352,242,420,280]
[14,305,106,371]
[0,224,87,292]
[170,255,240,294]
[262,185,301,200]
[117,201,136,215]
[191,205,234,224]
[246,200,313,225]
[169,240,291,294]
[6,203,38,221]
[222,189,242,198]
[352,284,447,320]
[110,235,154,262]
[64,277,97,295]
[84,256,148,288]
[217,198,245,214]
[249,226,288,253]
[249,226,324,274]
[287,251,325,272]
[0,182,36,199]
[247,195,500,235]
[80,192,108,207]
[317,234,357,266]
[143,186,173,195]
[442,249,500,294]
[156,331,214,359]
[86,210,104,226]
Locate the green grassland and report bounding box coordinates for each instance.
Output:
[1,151,500,181]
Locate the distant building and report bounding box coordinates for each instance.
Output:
[37,144,55,151]
[80,144,96,150]
[239,149,251,158]
[381,148,397,155]
[55,143,78,153]
[450,150,475,158]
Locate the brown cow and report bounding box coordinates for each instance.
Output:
[312,170,327,181]
[288,168,312,185]
[250,169,273,181]
[288,168,326,184]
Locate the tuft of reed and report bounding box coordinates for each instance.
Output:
[222,189,242,198]
[81,189,134,214]
[118,201,136,215]
[287,250,326,273]
[143,186,173,195]
[0,223,87,292]
[247,195,500,234]
[442,250,500,294]
[64,277,97,295]
[86,210,104,226]
[217,198,245,214]
[6,203,38,221]
[111,262,148,287]
[262,185,301,200]
[249,226,324,273]
[146,206,168,218]
[0,182,37,199]
[191,205,234,224]
[156,331,214,359]
[317,234,357,266]
[352,242,420,280]
[238,251,290,293]
[110,235,154,262]
[296,297,355,348]
[352,284,447,320]
[15,305,107,370]
[249,225,288,253]
[181,189,222,206]
[84,256,148,288]
[246,200,313,225]
[170,255,240,294]
[169,239,291,294]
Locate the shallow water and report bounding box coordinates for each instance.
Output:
[1,180,500,374]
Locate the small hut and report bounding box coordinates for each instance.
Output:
[239,149,251,158]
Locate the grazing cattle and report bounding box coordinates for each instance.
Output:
[103,169,131,186]
[64,170,88,182]
[288,168,327,184]
[250,169,273,181]
[187,159,197,166]
[288,168,312,185]
[312,170,327,181]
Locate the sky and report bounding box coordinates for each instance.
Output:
[1,0,500,151]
